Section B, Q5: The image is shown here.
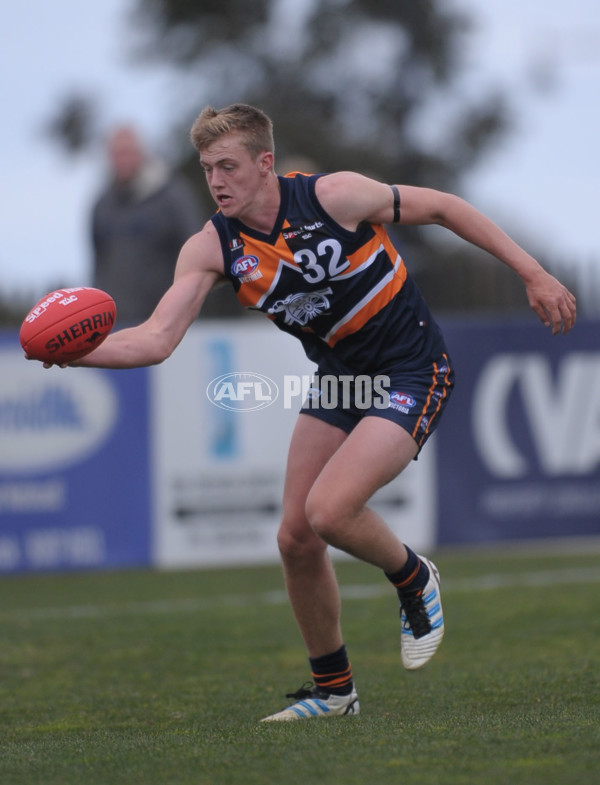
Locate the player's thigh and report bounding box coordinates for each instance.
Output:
[307,415,419,517]
[282,412,348,529]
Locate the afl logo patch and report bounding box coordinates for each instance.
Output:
[389,391,416,414]
[390,392,416,408]
[232,255,260,277]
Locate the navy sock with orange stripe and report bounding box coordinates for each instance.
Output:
[385,546,430,599]
[309,644,353,697]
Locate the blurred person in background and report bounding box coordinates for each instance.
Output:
[91,125,203,324]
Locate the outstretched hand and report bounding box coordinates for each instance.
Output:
[24,353,68,369]
[525,269,577,335]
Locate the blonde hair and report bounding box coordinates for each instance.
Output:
[190,103,274,160]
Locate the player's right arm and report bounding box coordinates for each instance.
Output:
[72,222,225,369]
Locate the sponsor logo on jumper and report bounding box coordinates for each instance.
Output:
[229,237,243,251]
[231,255,263,283]
[268,288,332,326]
[283,221,324,241]
[232,256,259,276]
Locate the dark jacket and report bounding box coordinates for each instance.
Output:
[91,159,202,323]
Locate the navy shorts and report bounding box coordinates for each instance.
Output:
[300,352,455,456]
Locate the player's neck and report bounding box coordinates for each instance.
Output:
[237,172,281,234]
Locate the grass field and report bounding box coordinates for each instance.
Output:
[1,545,599,785]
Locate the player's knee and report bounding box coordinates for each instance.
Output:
[304,495,346,544]
[277,516,326,562]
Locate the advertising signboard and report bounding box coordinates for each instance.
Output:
[437,320,600,544]
[0,338,151,572]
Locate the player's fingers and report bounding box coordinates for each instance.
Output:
[540,298,576,335]
[548,306,562,335]
[533,302,552,329]
[559,295,577,334]
[533,281,577,334]
[24,353,54,367]
[41,360,67,369]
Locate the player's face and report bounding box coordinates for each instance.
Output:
[200,133,271,219]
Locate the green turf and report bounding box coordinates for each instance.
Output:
[0,546,599,785]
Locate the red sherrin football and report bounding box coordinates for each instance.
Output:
[20,287,116,364]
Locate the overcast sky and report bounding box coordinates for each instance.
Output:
[1,0,598,303]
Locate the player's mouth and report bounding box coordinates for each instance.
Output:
[216,193,233,208]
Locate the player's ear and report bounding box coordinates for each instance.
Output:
[258,151,274,174]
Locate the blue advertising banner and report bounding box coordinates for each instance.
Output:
[0,334,151,572]
[436,319,600,544]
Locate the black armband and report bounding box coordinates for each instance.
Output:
[390,185,401,223]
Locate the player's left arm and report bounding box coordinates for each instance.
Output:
[316,173,576,336]
[396,185,576,335]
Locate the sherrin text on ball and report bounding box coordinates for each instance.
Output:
[20,287,116,364]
